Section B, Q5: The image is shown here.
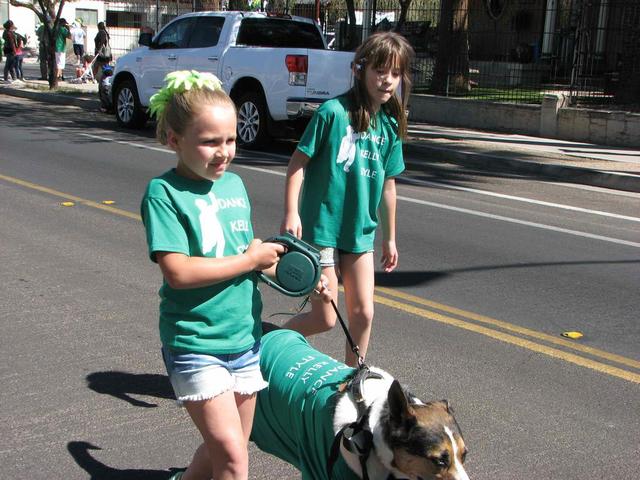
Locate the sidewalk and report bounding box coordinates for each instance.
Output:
[404,124,640,193]
[2,77,639,193]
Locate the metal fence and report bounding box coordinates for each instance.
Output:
[104,0,639,109]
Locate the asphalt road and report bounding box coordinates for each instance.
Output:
[1,95,639,479]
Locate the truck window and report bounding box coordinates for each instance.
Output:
[153,17,194,49]
[236,18,325,49]
[188,16,225,48]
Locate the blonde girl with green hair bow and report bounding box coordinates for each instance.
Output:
[141,70,287,480]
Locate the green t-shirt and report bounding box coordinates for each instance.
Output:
[251,328,358,480]
[141,169,262,354]
[297,95,405,253]
[54,26,69,52]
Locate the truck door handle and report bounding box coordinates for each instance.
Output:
[167,55,177,60]
[208,56,219,61]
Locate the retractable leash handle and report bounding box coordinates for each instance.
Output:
[256,232,322,297]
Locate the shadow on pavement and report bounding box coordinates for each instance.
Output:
[374,270,447,287]
[67,441,180,479]
[87,371,174,408]
[375,259,640,288]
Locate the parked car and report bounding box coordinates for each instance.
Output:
[109,11,354,147]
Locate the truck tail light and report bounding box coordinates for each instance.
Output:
[286,55,308,86]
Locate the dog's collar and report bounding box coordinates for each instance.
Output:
[346,365,384,405]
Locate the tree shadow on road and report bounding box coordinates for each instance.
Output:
[86,371,174,408]
[374,259,640,288]
[67,441,181,479]
[374,270,447,287]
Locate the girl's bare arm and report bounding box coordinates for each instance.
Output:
[280,149,310,238]
[379,177,399,272]
[157,239,285,289]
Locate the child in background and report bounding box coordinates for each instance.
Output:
[70,21,85,66]
[141,70,286,480]
[280,32,414,367]
[13,31,25,80]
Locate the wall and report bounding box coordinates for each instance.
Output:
[408,93,640,147]
[408,94,540,136]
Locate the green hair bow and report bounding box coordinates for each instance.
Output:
[148,70,223,118]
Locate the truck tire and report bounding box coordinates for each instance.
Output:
[236,92,269,148]
[115,79,148,129]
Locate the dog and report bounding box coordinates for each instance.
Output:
[251,324,469,480]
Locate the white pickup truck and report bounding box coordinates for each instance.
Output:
[109,11,354,147]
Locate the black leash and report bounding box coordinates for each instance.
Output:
[330,298,366,368]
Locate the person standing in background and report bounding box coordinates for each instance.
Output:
[2,20,17,83]
[13,31,26,80]
[54,18,70,81]
[93,22,111,81]
[70,21,85,66]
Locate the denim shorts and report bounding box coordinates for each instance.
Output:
[316,246,338,267]
[162,341,268,406]
[312,245,374,267]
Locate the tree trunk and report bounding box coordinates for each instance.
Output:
[345,0,358,50]
[228,0,245,11]
[431,0,470,95]
[396,0,412,33]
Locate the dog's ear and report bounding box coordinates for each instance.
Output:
[387,380,416,424]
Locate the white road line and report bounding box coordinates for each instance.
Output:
[400,177,640,222]
[77,132,640,247]
[398,195,640,248]
[80,133,173,153]
[548,181,640,198]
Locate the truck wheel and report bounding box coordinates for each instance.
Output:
[236,92,269,148]
[115,79,148,129]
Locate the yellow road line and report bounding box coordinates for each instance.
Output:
[0,173,141,221]
[4,172,638,383]
[376,286,640,370]
[373,294,640,384]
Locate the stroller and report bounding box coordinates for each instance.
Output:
[69,54,99,83]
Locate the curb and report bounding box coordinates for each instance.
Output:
[0,85,101,110]
[404,141,640,194]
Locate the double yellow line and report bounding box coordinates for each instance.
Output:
[3,172,639,384]
[374,287,640,384]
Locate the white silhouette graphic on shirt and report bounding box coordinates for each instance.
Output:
[195,192,225,257]
[336,125,359,172]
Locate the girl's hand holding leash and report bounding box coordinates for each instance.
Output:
[245,239,286,271]
[381,240,398,273]
[312,275,332,303]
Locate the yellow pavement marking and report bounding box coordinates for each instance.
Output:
[376,286,640,371]
[373,294,640,384]
[0,173,141,221]
[4,172,638,383]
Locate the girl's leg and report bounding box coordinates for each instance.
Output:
[3,55,13,80]
[235,392,257,444]
[181,443,211,480]
[282,264,339,336]
[15,56,23,80]
[339,252,375,367]
[182,390,249,480]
